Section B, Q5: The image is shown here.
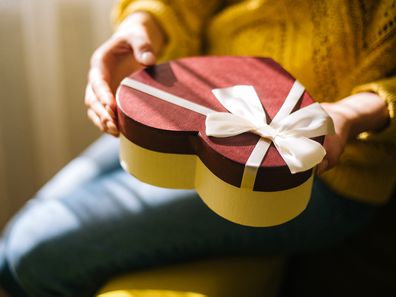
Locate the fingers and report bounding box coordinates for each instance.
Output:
[87,109,101,130]
[117,11,165,67]
[85,85,119,136]
[105,119,119,136]
[89,66,116,109]
[88,20,156,107]
[85,12,165,135]
[316,158,329,175]
[85,85,112,122]
[316,133,344,175]
[87,39,123,136]
[119,25,157,66]
[130,35,157,65]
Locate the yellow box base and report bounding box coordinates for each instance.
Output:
[120,134,312,227]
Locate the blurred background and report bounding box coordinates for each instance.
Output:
[0,0,115,228]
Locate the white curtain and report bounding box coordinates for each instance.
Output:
[0,0,115,227]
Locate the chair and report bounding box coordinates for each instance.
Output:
[97,255,285,297]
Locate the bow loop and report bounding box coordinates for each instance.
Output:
[274,103,335,138]
[254,124,279,140]
[212,85,267,127]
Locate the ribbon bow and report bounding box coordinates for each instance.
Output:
[205,84,335,175]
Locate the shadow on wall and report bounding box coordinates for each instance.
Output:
[0,0,115,228]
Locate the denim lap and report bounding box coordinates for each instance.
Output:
[0,136,377,297]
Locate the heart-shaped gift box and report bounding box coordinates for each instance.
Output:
[116,56,333,227]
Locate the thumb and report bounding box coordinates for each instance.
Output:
[129,31,157,66]
[118,12,164,67]
[138,50,156,66]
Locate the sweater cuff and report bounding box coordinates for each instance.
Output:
[112,0,200,62]
[352,76,396,143]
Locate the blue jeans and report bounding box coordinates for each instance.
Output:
[0,135,377,297]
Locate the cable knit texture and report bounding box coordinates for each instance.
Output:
[113,0,396,204]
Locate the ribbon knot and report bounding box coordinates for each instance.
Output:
[205,84,334,175]
[254,124,279,140]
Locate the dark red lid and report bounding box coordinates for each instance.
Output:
[117,56,320,191]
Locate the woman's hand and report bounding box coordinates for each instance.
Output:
[317,92,389,174]
[85,12,165,136]
[317,101,352,174]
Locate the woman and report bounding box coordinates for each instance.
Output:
[1,1,395,296]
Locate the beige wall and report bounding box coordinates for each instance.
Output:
[0,0,115,228]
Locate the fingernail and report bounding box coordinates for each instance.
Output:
[105,105,116,119]
[106,121,118,133]
[140,51,156,65]
[101,116,109,125]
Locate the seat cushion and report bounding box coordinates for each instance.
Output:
[97,255,285,297]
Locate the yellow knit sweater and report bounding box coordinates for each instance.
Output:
[113,0,396,205]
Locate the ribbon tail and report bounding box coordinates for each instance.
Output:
[274,136,326,174]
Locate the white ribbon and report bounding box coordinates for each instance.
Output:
[206,84,335,177]
[120,78,334,190]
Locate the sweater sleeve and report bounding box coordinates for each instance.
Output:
[111,0,222,62]
[349,0,396,146]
